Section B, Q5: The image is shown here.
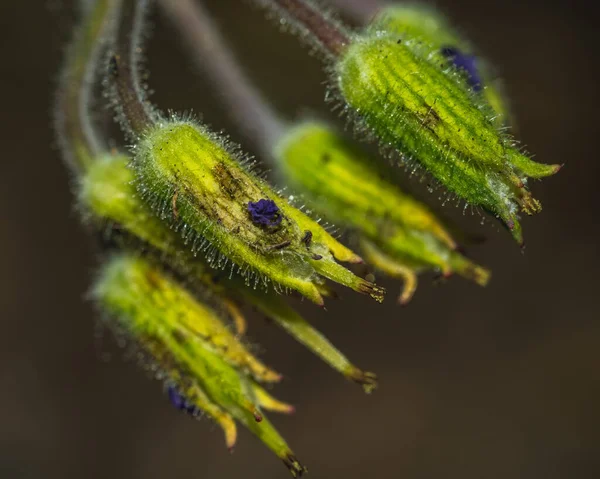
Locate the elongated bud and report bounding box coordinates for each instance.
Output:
[95,255,279,382]
[133,119,384,304]
[370,4,510,126]
[333,26,560,245]
[93,255,305,476]
[79,152,377,390]
[78,153,176,251]
[275,121,490,303]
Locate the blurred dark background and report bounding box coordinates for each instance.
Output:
[1,0,599,477]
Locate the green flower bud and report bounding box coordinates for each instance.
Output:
[275,121,490,303]
[334,28,560,244]
[370,4,510,126]
[132,119,384,303]
[97,252,280,382]
[93,255,306,476]
[79,152,377,390]
[79,153,176,253]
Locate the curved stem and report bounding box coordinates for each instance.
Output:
[55,0,115,174]
[109,0,155,136]
[159,0,285,157]
[326,0,385,23]
[255,0,351,57]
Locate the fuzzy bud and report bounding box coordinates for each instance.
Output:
[133,119,384,303]
[275,121,490,303]
[93,255,306,476]
[334,27,560,244]
[370,4,509,125]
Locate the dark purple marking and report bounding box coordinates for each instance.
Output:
[248,199,282,227]
[167,386,197,415]
[441,46,483,92]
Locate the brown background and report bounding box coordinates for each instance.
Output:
[1,0,599,478]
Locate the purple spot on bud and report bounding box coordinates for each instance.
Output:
[248,199,282,227]
[441,46,483,92]
[167,386,197,415]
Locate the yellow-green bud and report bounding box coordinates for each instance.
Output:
[334,28,561,245]
[370,4,510,126]
[133,120,384,304]
[275,121,490,303]
[79,153,176,252]
[93,255,305,476]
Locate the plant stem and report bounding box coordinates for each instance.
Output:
[109,0,155,136]
[159,0,284,157]
[55,0,116,174]
[255,0,351,57]
[326,0,384,23]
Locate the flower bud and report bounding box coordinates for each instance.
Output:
[370,4,509,126]
[93,255,306,476]
[78,153,176,253]
[275,121,490,303]
[79,153,376,388]
[133,120,384,303]
[333,28,560,244]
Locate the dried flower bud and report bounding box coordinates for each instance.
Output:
[275,121,490,303]
[333,25,560,244]
[133,119,384,303]
[79,153,376,390]
[370,4,508,124]
[93,255,306,476]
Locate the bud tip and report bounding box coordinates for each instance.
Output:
[283,454,307,477]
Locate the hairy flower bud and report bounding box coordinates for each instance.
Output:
[370,4,509,126]
[132,119,383,303]
[79,152,377,390]
[93,255,306,476]
[275,121,490,303]
[333,27,561,244]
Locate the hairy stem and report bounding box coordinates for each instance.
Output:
[254,0,351,57]
[159,0,284,157]
[55,0,116,174]
[109,0,155,136]
[326,0,384,23]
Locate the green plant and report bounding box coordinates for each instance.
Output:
[54,0,560,475]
